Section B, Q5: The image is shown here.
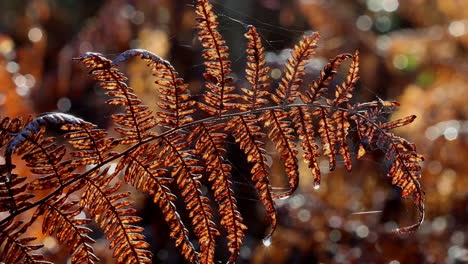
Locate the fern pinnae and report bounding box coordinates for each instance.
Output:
[160,135,219,264]
[232,26,277,237]
[120,144,198,263]
[62,122,116,166]
[112,49,195,129]
[273,32,320,105]
[77,53,156,144]
[192,122,247,263]
[0,220,49,263]
[81,167,152,263]
[35,197,97,263]
[4,113,88,183]
[301,53,352,104]
[0,174,33,213]
[196,0,237,115]
[330,51,360,171]
[242,25,271,111]
[290,106,322,187]
[261,32,319,198]
[226,115,277,239]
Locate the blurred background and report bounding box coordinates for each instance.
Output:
[0,0,466,263]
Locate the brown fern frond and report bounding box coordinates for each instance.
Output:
[289,106,322,187]
[259,32,319,198]
[353,110,424,232]
[332,51,360,107]
[378,123,425,233]
[301,53,352,103]
[380,115,417,130]
[2,113,89,192]
[118,145,198,263]
[226,115,277,239]
[4,113,88,179]
[0,116,27,148]
[0,220,49,263]
[80,167,152,263]
[260,109,299,198]
[316,108,338,170]
[272,32,320,105]
[195,0,237,115]
[190,122,247,263]
[112,49,196,129]
[76,53,156,144]
[159,134,219,264]
[19,132,69,190]
[241,25,271,111]
[327,51,360,171]
[62,122,117,166]
[33,196,98,263]
[0,173,34,213]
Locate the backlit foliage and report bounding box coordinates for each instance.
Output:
[0,0,424,263]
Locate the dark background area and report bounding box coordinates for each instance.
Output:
[0,0,466,263]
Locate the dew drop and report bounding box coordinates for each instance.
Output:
[262,237,272,247]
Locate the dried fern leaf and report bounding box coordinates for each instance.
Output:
[196,0,237,115]
[33,196,98,263]
[261,109,299,198]
[80,167,152,263]
[226,115,277,239]
[316,107,338,170]
[382,134,425,233]
[119,145,198,263]
[0,174,34,213]
[113,49,196,129]
[354,111,424,233]
[20,133,70,190]
[0,220,50,263]
[328,52,359,171]
[0,116,27,148]
[332,51,360,107]
[301,53,352,103]
[272,32,319,105]
[4,113,88,181]
[76,53,156,144]
[289,106,322,187]
[159,134,219,264]
[62,122,117,166]
[241,25,271,111]
[190,122,247,264]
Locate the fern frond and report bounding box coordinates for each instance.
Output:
[76,53,156,144]
[301,53,352,103]
[0,220,49,263]
[380,126,425,233]
[226,116,277,238]
[261,109,299,198]
[159,134,219,264]
[0,173,34,213]
[191,122,247,263]
[241,26,271,111]
[289,107,322,187]
[4,113,88,180]
[119,145,198,263]
[80,167,152,263]
[196,0,237,115]
[272,32,319,105]
[62,122,117,166]
[0,116,27,148]
[113,49,196,129]
[34,196,98,263]
[329,52,360,171]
